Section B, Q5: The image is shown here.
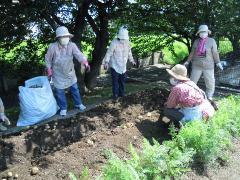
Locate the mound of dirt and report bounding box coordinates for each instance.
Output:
[0,88,169,179]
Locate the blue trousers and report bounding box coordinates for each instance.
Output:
[55,83,82,110]
[110,68,126,98]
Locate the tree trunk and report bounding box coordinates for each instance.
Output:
[71,0,91,94]
[84,4,109,90]
[230,36,240,53]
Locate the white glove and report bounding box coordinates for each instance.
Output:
[104,64,109,70]
[183,61,190,67]
[0,113,11,125]
[216,62,223,71]
[132,61,136,66]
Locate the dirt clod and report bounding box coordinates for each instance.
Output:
[31,167,39,175]
[7,171,13,178]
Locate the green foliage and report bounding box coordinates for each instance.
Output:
[0,40,46,81]
[80,167,90,180]
[178,120,231,164]
[219,39,233,56]
[69,172,78,180]
[162,41,188,64]
[101,138,194,179]
[102,151,140,180]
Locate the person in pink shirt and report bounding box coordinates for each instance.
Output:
[160,64,214,127]
[45,26,90,116]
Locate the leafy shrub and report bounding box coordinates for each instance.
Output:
[101,138,195,179]
[178,120,231,164]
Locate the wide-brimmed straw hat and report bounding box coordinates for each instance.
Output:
[195,25,211,35]
[55,26,73,39]
[166,64,189,81]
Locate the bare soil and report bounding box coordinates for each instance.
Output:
[0,88,169,179]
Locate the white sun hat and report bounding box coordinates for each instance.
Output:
[117,26,129,40]
[55,26,73,39]
[196,25,211,35]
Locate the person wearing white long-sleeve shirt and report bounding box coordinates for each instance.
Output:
[103,27,136,100]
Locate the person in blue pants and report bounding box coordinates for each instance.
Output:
[103,26,136,100]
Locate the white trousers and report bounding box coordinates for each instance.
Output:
[190,67,215,99]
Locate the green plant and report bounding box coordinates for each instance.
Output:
[80,167,90,180]
[69,172,78,180]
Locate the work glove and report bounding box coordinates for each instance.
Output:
[47,68,53,77]
[104,63,109,70]
[183,61,190,67]
[0,113,11,125]
[216,62,223,71]
[83,60,90,72]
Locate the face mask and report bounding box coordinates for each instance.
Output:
[199,32,208,39]
[169,77,178,86]
[59,37,70,46]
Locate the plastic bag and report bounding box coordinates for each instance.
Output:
[17,76,58,126]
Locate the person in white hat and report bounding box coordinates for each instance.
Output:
[102,26,136,100]
[184,25,223,100]
[160,64,214,126]
[45,26,90,116]
[0,97,11,131]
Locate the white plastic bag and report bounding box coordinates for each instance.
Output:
[17,76,58,126]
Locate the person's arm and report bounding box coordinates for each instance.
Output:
[0,98,4,114]
[72,43,90,70]
[72,43,88,63]
[166,87,180,108]
[103,40,116,65]
[212,39,220,64]
[45,44,54,76]
[0,98,10,125]
[128,43,135,64]
[184,40,197,66]
[45,44,54,69]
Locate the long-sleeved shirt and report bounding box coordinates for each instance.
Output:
[103,39,134,74]
[190,37,220,70]
[0,98,4,114]
[45,42,87,69]
[166,80,204,108]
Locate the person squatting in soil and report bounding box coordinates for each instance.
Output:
[0,97,11,131]
[184,25,223,101]
[160,64,215,127]
[103,26,136,100]
[45,26,90,116]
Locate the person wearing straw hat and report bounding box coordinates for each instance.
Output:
[103,26,136,100]
[45,26,90,116]
[0,97,11,131]
[184,25,223,100]
[161,64,214,126]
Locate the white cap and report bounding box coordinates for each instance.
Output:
[117,26,129,40]
[196,25,211,35]
[55,26,73,39]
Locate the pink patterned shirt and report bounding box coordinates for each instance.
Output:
[166,80,204,108]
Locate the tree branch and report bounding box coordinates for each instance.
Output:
[51,13,65,26]
[86,14,100,34]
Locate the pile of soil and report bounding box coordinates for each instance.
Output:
[0,88,169,179]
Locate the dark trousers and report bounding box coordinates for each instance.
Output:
[163,108,184,123]
[110,68,126,98]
